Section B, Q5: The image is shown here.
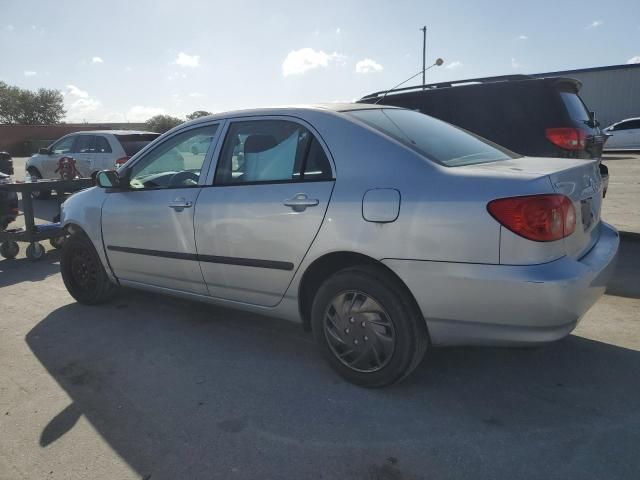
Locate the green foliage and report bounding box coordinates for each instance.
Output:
[186,110,212,121]
[0,81,65,124]
[144,114,184,133]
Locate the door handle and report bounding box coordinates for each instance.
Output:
[168,198,193,210]
[283,193,319,212]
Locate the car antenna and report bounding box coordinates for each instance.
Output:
[374,58,444,105]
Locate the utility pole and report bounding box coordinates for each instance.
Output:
[421,26,427,87]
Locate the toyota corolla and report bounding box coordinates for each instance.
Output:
[59,104,619,387]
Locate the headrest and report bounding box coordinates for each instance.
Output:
[244,134,278,154]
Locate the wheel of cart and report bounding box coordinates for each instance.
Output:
[25,242,45,261]
[0,240,19,259]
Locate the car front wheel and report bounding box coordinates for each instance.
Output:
[311,265,428,387]
[61,233,118,304]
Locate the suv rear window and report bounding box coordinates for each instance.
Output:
[559,92,590,123]
[346,108,517,167]
[114,133,160,156]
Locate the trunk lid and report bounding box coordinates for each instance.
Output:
[459,156,603,259]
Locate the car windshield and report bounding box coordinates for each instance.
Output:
[346,108,518,167]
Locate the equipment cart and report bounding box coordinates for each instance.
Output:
[0,178,93,260]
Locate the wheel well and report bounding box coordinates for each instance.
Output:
[26,165,41,176]
[64,223,89,238]
[298,251,420,331]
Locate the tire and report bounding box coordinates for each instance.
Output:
[0,241,19,259]
[27,169,51,200]
[25,242,45,260]
[311,265,429,388]
[50,236,66,249]
[60,233,118,304]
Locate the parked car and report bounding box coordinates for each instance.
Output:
[603,117,640,150]
[0,172,18,232]
[26,130,160,198]
[359,75,609,195]
[59,105,618,387]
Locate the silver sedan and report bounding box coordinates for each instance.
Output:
[59,104,619,387]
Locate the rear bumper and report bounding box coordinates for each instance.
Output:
[382,222,619,346]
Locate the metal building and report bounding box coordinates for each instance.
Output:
[532,63,640,128]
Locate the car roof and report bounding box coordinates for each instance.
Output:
[613,117,640,124]
[69,130,159,135]
[183,103,398,125]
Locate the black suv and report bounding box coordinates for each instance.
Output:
[359,75,608,190]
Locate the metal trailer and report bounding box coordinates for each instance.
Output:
[0,178,93,260]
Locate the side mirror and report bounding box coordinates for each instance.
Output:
[96,170,124,189]
[39,147,51,155]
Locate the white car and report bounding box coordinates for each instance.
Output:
[603,118,640,150]
[26,130,160,198]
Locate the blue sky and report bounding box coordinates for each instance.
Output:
[1,0,639,122]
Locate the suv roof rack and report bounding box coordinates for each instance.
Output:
[361,74,536,100]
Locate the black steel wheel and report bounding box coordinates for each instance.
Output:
[61,233,118,304]
[311,265,429,388]
[0,241,19,259]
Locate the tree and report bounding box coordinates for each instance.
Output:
[186,110,212,121]
[144,114,184,133]
[0,81,65,124]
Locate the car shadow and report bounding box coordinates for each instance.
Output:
[606,232,640,299]
[26,288,640,479]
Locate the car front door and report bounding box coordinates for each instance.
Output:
[101,123,221,294]
[71,135,96,177]
[195,118,335,307]
[41,135,76,178]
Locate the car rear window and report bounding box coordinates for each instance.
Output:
[346,108,517,167]
[560,92,590,123]
[114,134,161,156]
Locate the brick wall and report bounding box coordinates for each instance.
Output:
[0,123,147,156]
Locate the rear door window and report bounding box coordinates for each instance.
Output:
[614,120,640,131]
[114,134,161,156]
[94,136,112,153]
[73,135,95,153]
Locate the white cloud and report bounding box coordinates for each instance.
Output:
[627,56,640,64]
[517,35,528,40]
[30,25,36,30]
[282,48,346,76]
[6,25,14,31]
[511,58,521,69]
[336,27,341,34]
[125,66,133,72]
[173,52,200,67]
[587,20,603,28]
[91,56,103,64]
[355,58,383,74]
[66,84,89,99]
[23,70,37,77]
[188,92,204,97]
[65,85,102,122]
[445,60,463,69]
[126,106,165,122]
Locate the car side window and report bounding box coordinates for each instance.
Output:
[95,136,112,153]
[50,136,75,155]
[128,125,218,190]
[73,135,95,153]
[214,120,333,185]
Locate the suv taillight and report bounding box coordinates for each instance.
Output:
[115,156,130,167]
[487,194,576,242]
[545,128,588,151]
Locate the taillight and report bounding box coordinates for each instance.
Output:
[545,128,587,151]
[115,156,130,167]
[487,194,576,242]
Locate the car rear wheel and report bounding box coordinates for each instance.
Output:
[61,233,118,304]
[311,265,428,387]
[27,168,51,200]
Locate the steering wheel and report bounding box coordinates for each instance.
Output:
[168,171,199,187]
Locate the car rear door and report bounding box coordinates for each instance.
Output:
[92,135,115,172]
[194,117,335,307]
[71,134,96,177]
[101,123,221,294]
